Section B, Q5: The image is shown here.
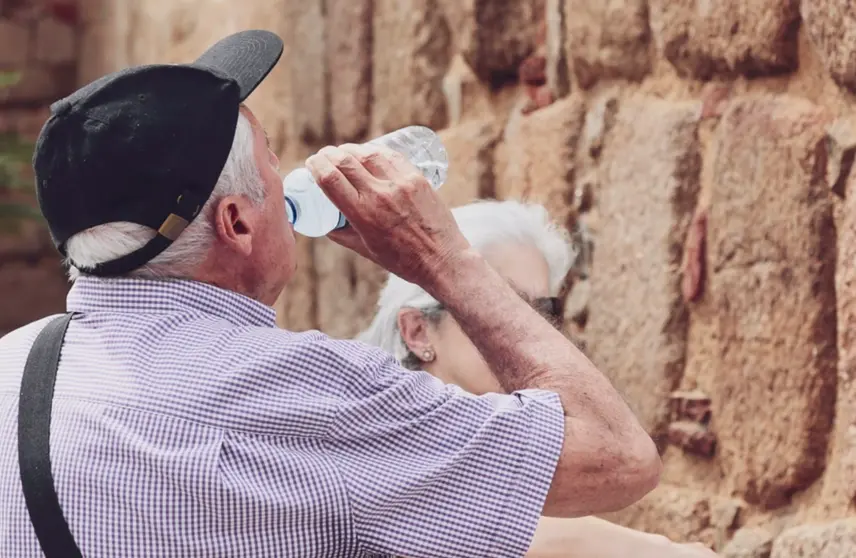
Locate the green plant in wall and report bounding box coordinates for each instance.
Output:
[0,70,42,232]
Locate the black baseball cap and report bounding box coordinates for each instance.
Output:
[33,30,284,276]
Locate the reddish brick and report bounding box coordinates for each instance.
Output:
[0,20,29,67]
[681,207,707,303]
[34,17,76,64]
[667,421,716,458]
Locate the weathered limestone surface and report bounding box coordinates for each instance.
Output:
[584,96,701,445]
[496,96,585,225]
[564,0,651,88]
[649,0,800,79]
[771,520,856,558]
[803,0,856,94]
[600,485,744,549]
[688,96,837,509]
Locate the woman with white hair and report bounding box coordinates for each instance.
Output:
[359,199,717,558]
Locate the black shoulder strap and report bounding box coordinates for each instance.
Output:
[18,313,83,558]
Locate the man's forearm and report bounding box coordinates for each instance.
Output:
[424,248,660,515]
[426,248,639,433]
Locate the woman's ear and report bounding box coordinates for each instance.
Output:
[397,308,435,360]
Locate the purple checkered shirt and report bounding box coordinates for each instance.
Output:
[0,276,565,557]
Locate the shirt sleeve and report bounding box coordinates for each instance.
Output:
[324,350,565,558]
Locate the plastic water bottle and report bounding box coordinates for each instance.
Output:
[283,126,448,237]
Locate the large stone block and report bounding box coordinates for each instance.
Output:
[689,95,836,508]
[600,485,744,547]
[813,128,856,517]
[438,120,500,208]
[442,55,488,127]
[372,0,452,135]
[584,96,701,445]
[803,1,856,94]
[649,0,800,79]
[327,0,372,143]
[495,95,585,225]
[771,520,856,558]
[314,239,388,340]
[439,0,544,86]
[442,54,523,128]
[285,0,328,146]
[77,0,132,83]
[722,527,777,558]
[564,0,651,89]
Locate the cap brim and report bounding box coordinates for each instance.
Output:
[193,30,284,101]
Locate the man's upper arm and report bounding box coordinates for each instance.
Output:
[323,350,565,558]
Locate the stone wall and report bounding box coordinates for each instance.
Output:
[18,0,856,554]
[0,0,78,336]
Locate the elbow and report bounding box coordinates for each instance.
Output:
[544,427,661,517]
[613,432,661,507]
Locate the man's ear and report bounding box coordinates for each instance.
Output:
[397,308,434,356]
[213,195,256,256]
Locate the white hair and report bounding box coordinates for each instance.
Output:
[358,199,576,365]
[65,112,266,280]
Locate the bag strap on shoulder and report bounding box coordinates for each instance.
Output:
[18,313,83,558]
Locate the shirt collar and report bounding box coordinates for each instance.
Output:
[67,276,277,328]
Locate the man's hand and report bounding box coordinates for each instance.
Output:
[304,143,470,287]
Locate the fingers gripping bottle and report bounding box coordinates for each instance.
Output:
[282,126,449,238]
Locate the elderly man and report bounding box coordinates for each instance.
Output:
[0,30,660,557]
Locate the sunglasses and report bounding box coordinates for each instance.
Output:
[430,295,563,327]
[529,296,563,322]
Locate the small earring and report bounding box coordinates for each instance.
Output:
[422,348,435,362]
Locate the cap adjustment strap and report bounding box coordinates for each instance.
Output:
[157,191,202,241]
[74,189,204,277]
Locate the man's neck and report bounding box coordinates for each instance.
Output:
[191,266,276,307]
